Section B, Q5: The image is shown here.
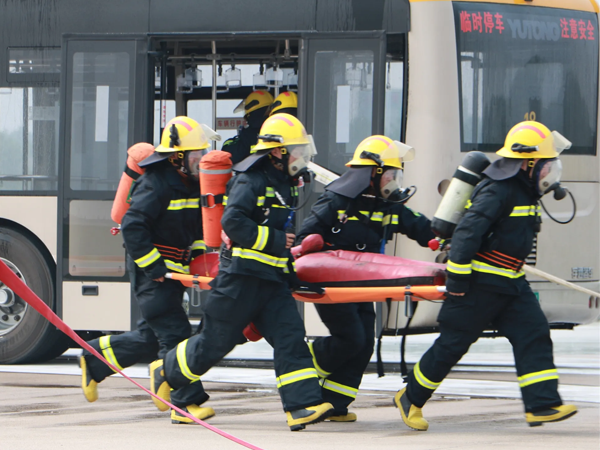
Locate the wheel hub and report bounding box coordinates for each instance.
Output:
[0,258,28,336]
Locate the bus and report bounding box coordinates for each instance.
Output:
[0,0,598,364]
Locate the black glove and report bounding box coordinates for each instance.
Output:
[287,271,325,295]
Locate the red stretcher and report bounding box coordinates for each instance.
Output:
[167,244,447,303]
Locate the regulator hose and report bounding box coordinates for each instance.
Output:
[540,189,576,225]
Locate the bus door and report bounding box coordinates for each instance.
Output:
[299,32,387,336]
[57,35,150,331]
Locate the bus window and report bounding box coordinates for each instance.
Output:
[187,99,244,145]
[153,100,175,146]
[384,61,404,141]
[69,51,130,191]
[0,87,59,191]
[312,50,374,175]
[455,3,598,155]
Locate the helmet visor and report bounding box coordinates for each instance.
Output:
[534,158,562,196]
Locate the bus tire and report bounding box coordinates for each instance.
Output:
[0,226,71,364]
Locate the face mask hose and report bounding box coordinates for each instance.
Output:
[540,187,577,224]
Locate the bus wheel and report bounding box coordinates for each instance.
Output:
[0,226,70,364]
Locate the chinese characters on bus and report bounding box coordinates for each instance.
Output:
[460,10,596,42]
[560,18,595,40]
[460,11,504,34]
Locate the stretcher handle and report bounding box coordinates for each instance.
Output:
[165,272,213,290]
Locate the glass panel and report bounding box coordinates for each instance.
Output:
[0,87,59,191]
[69,51,130,190]
[8,48,61,74]
[384,61,404,141]
[153,100,176,146]
[68,200,126,277]
[312,50,374,175]
[455,2,598,155]
[187,99,246,146]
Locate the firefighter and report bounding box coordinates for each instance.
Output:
[221,89,274,164]
[80,117,211,404]
[297,135,435,422]
[148,113,335,430]
[395,121,577,431]
[270,91,297,117]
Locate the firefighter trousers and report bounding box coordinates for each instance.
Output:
[311,302,375,414]
[406,284,562,413]
[164,274,323,411]
[84,259,191,382]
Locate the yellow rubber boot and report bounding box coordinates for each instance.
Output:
[526,404,578,427]
[79,356,98,403]
[286,402,334,431]
[171,404,216,424]
[149,359,171,411]
[326,412,357,422]
[394,387,429,431]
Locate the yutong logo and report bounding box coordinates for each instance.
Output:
[507,19,560,41]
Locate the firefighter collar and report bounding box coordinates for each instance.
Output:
[483,157,522,181]
[232,149,271,173]
[326,167,372,198]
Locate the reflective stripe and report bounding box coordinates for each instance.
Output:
[271,204,287,209]
[135,248,161,268]
[265,187,275,197]
[383,214,399,226]
[252,226,269,251]
[465,199,472,209]
[518,369,559,388]
[371,212,383,222]
[276,368,318,388]
[414,361,440,391]
[308,342,331,378]
[510,205,541,217]
[407,207,421,217]
[176,339,201,382]
[165,260,190,274]
[223,196,228,206]
[291,186,299,197]
[99,336,123,371]
[167,198,200,210]
[191,240,206,252]
[232,247,288,268]
[322,379,358,399]
[447,260,472,275]
[256,196,266,207]
[471,260,524,279]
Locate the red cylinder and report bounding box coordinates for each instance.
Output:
[200,151,233,248]
[111,143,155,224]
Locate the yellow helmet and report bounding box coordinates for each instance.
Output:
[233,90,274,116]
[156,116,210,153]
[346,135,415,169]
[252,113,310,152]
[497,121,571,159]
[270,91,298,115]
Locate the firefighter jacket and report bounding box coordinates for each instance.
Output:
[219,160,298,283]
[121,161,205,280]
[446,171,540,295]
[297,190,434,253]
[221,125,260,165]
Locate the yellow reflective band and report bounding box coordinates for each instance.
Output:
[135,248,161,268]
[322,379,358,399]
[223,196,228,206]
[471,260,524,279]
[265,187,275,198]
[99,336,123,372]
[276,368,318,388]
[256,196,266,207]
[165,260,190,274]
[176,340,201,382]
[447,260,472,275]
[252,226,269,251]
[271,204,287,209]
[466,199,472,209]
[167,198,200,210]
[308,342,331,378]
[232,247,288,268]
[191,240,206,252]
[518,369,559,388]
[383,214,399,226]
[414,361,440,391]
[291,186,299,197]
[371,212,384,222]
[407,207,421,217]
[510,205,541,217]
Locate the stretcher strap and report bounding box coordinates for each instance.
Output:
[0,259,263,450]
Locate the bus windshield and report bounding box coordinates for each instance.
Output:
[455,2,599,155]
